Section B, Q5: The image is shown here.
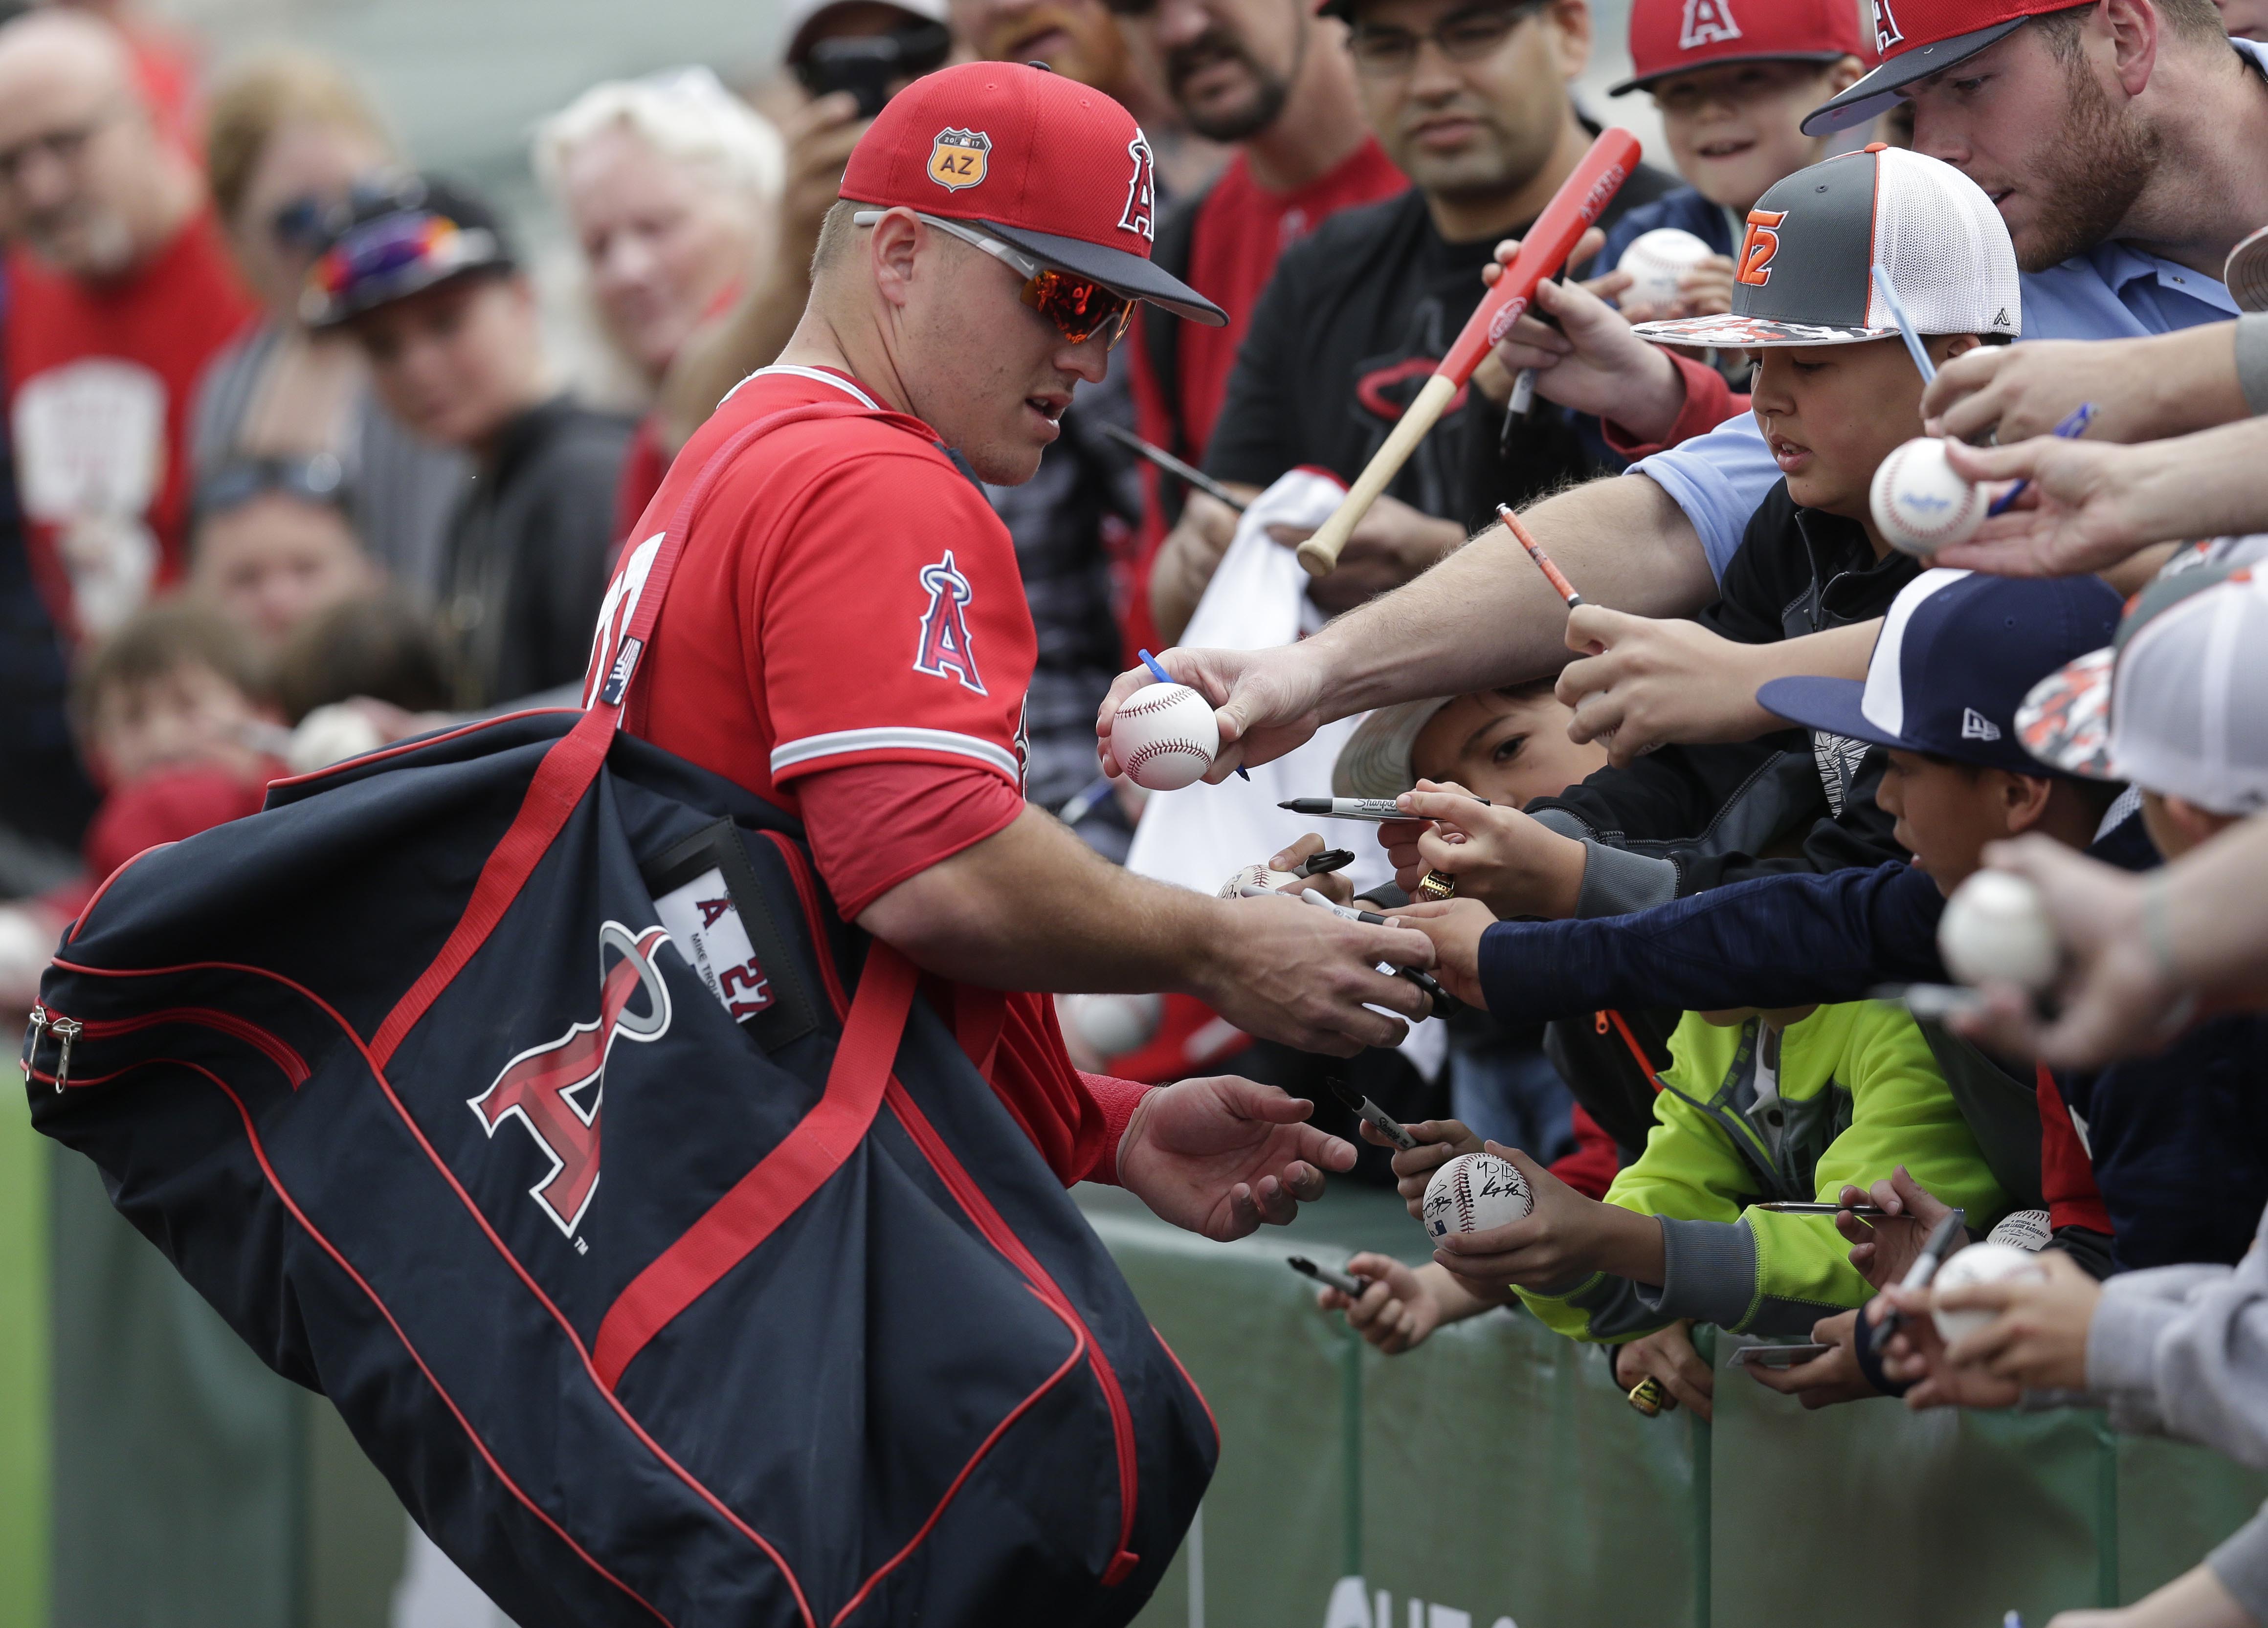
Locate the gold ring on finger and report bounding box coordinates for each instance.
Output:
[1415,870,1457,902]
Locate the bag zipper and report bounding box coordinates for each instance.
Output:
[23,1004,310,1091]
[763,834,1146,1586]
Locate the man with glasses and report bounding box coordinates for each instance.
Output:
[592,62,1440,1246]
[1148,0,1674,640]
[0,9,255,642]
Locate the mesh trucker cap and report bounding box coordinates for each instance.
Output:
[1629,144,2018,348]
[2019,550,2268,814]
[1609,0,1863,96]
[1802,0,2073,133]
[839,62,1226,326]
[1757,568,2122,775]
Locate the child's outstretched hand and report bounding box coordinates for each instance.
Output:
[1367,1116,1484,1221]
[1380,898,1491,1008]
[1379,779,1586,919]
[1313,1254,1506,1354]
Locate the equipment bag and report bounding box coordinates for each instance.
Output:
[24,401,1215,1628]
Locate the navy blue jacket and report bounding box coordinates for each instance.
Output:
[1475,817,2268,1272]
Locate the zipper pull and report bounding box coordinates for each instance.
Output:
[21,1005,46,1082]
[49,1016,81,1094]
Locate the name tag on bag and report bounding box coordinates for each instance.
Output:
[643,819,819,1052]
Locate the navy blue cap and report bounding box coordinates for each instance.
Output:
[1757,568,2123,776]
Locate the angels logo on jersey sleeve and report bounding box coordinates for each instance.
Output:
[912,550,987,695]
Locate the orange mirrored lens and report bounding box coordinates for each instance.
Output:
[1022,270,1134,347]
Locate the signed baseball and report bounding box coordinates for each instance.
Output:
[1617,226,1715,311]
[1987,1209,2053,1253]
[1871,437,1985,557]
[1938,869,2060,993]
[1423,1151,1534,1243]
[1218,861,1301,899]
[1930,1240,2048,1345]
[1111,682,1220,791]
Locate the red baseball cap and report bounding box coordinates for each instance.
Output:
[1609,0,1862,96]
[839,62,1226,326]
[1803,0,2072,132]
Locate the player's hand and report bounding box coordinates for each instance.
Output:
[1118,1075,1356,1241]
[1194,889,1436,1056]
[1476,270,1686,442]
[1866,1288,2024,1410]
[1613,1320,1713,1420]
[1928,1247,2100,1392]
[1740,1310,1881,1411]
[1934,434,2183,579]
[1383,782,1586,920]
[1262,832,1356,907]
[1556,605,1773,763]
[1267,492,1463,614]
[1377,898,1491,1009]
[1376,1116,1485,1220]
[1920,334,2214,447]
[1098,643,1327,784]
[1431,1143,1614,1289]
[1317,1254,1451,1354]
[1835,1166,1969,1289]
[1946,837,2191,1069]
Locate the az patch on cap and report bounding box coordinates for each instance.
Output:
[929,128,991,192]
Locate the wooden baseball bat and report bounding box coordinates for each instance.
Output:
[1296,127,1645,579]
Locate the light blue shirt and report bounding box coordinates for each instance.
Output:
[1635,38,2264,582]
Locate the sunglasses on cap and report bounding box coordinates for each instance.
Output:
[852,209,1137,348]
[195,453,351,521]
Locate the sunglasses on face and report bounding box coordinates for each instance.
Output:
[853,208,1137,348]
[1347,0,1544,76]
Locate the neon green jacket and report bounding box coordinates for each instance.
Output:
[1519,1001,2012,1342]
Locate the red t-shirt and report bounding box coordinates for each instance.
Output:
[590,363,1142,1187]
[7,209,257,641]
[1122,138,1407,657]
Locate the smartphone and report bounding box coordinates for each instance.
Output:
[1752,1201,1890,1218]
[798,22,951,117]
[1730,1342,1834,1368]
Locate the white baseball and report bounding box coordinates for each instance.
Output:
[1987,1209,2053,1253]
[1930,1240,2048,1345]
[1218,861,1301,899]
[1871,437,1985,557]
[1938,869,2061,992]
[1061,992,1163,1057]
[286,702,387,775]
[1422,1151,1534,1243]
[1111,682,1220,792]
[1617,227,1715,311]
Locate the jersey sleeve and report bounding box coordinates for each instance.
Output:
[758,444,1035,792]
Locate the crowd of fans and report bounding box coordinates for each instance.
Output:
[7,0,2268,1619]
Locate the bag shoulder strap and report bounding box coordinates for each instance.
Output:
[370,399,871,1067]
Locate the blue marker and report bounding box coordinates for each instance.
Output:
[2004,1612,2025,1628]
[1872,266,1936,385]
[1984,402,2095,518]
[1137,648,1250,782]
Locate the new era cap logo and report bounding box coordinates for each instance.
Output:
[1680,0,1742,49]
[928,128,990,192]
[1962,706,2002,742]
[1872,0,1904,52]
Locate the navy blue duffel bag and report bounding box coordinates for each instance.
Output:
[23,402,1215,1627]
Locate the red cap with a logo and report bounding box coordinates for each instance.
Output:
[1803,0,2075,132]
[1611,0,1862,96]
[840,62,1226,326]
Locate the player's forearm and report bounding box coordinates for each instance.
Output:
[1301,474,1717,721]
[656,256,811,454]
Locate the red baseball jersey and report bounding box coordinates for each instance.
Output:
[586,363,1132,1186]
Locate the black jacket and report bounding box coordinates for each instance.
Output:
[1524,482,1919,916]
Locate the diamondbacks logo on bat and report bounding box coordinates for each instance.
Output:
[468,922,673,1237]
[913,550,987,694]
[1736,207,1787,286]
[1871,0,1903,52]
[929,128,991,192]
[1680,0,1742,50]
[1119,132,1156,241]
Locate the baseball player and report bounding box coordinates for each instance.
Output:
[586,61,1435,1239]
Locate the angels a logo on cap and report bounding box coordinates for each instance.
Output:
[1680,0,1742,51]
[929,127,991,192]
[1118,131,1156,241]
[1872,0,1904,52]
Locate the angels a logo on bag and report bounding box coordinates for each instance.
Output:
[1679,0,1741,49]
[1119,131,1157,241]
[467,922,673,1236]
[913,550,987,694]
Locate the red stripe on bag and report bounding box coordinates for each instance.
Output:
[591,943,919,1389]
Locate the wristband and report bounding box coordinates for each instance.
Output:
[1851,1301,1911,1399]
